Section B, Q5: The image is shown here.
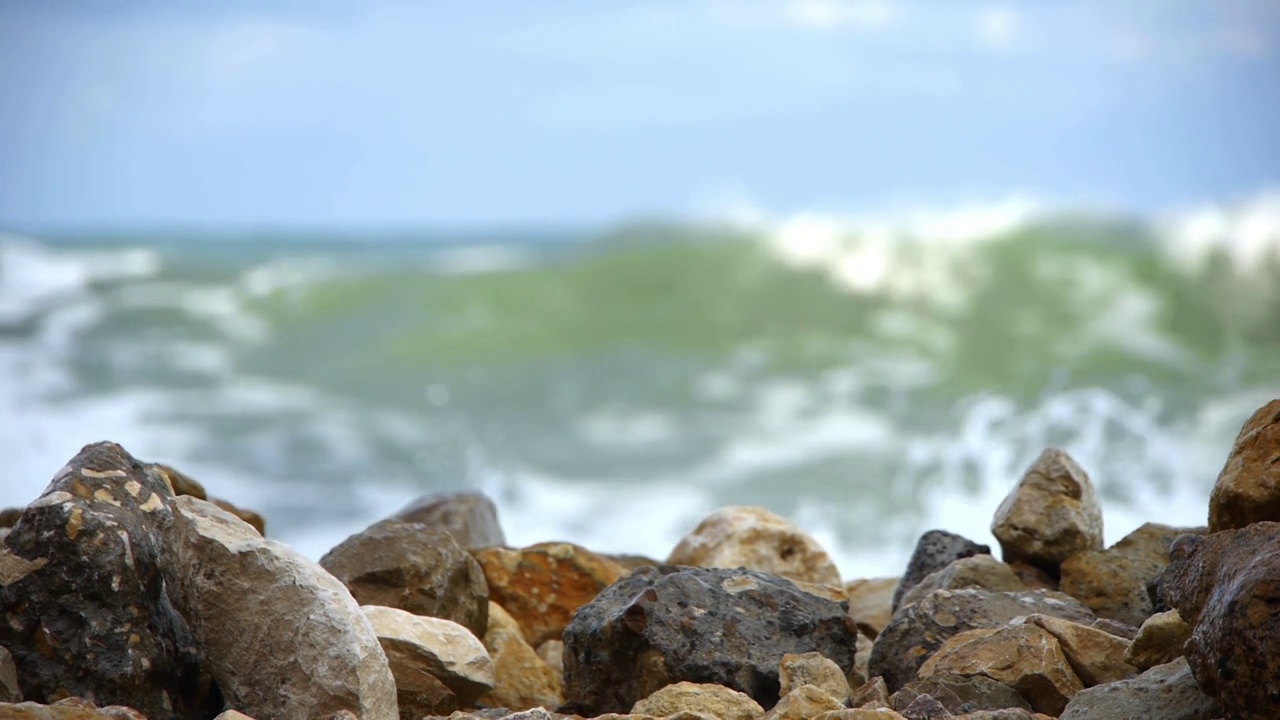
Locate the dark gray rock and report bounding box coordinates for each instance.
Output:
[1059,658,1221,720]
[561,565,858,715]
[891,674,1032,714]
[389,491,505,550]
[900,693,955,720]
[0,441,220,720]
[891,530,990,612]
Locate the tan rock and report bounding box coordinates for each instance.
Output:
[213,712,256,720]
[813,712,908,720]
[896,555,1026,610]
[1208,398,1280,532]
[779,652,850,704]
[629,681,764,720]
[853,633,873,688]
[536,639,565,678]
[1007,561,1058,592]
[1124,609,1190,671]
[763,684,843,720]
[362,605,491,709]
[477,602,563,711]
[849,676,890,708]
[845,578,899,637]
[1022,614,1136,686]
[918,624,1084,716]
[991,448,1103,569]
[209,498,266,536]
[667,506,843,587]
[0,701,147,719]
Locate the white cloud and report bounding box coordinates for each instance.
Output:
[784,0,897,31]
[976,5,1019,50]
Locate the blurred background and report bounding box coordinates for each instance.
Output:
[2,0,1278,579]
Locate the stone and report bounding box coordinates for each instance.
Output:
[845,578,899,637]
[605,554,661,572]
[213,712,255,720]
[763,685,843,720]
[473,542,627,647]
[1058,658,1221,720]
[896,556,1026,610]
[150,464,265,536]
[853,633,873,688]
[1022,614,1136,686]
[1089,618,1139,640]
[890,675,1031,714]
[991,449,1104,571]
[389,491,506,550]
[918,624,1083,715]
[1207,398,1280,532]
[208,499,265,537]
[161,495,397,720]
[0,508,22,528]
[1059,523,1203,628]
[562,565,858,714]
[476,602,563,711]
[867,588,1095,692]
[0,701,148,719]
[1157,521,1280,719]
[891,530,991,612]
[813,712,908,720]
[957,712,1049,720]
[320,519,489,638]
[850,676,890,708]
[630,681,764,720]
[0,442,218,720]
[1124,610,1190,671]
[535,640,564,679]
[362,605,493,709]
[898,694,954,719]
[667,506,843,587]
[1,646,20,703]
[778,652,850,705]
[1006,561,1058,592]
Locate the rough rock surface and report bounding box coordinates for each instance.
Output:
[1022,614,1136,686]
[898,694,954,719]
[990,449,1104,570]
[362,605,493,709]
[389,491,506,550]
[562,565,858,714]
[535,640,564,679]
[150,464,265,535]
[320,519,489,638]
[778,652,850,705]
[868,588,1096,691]
[161,495,397,720]
[0,700,148,719]
[667,506,844,587]
[1058,658,1221,720]
[896,555,1026,610]
[764,684,843,720]
[630,681,764,720]
[1124,610,1190,671]
[1,646,20,703]
[1157,521,1280,719]
[891,675,1031,714]
[1059,523,1202,628]
[477,602,563,711]
[891,530,991,612]
[1207,398,1280,532]
[0,442,218,720]
[845,577,898,637]
[918,624,1083,715]
[474,542,626,647]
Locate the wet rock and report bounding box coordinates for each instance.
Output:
[630,681,764,720]
[891,530,991,612]
[1059,523,1202,628]
[473,542,627,647]
[667,506,843,587]
[1207,398,1280,532]
[891,675,1031,714]
[562,565,858,714]
[918,624,1082,715]
[1,646,20,702]
[991,449,1104,571]
[0,700,148,719]
[850,676,890,708]
[897,555,1026,610]
[899,694,954,719]
[389,491,506,550]
[477,602,562,711]
[362,605,492,710]
[778,652,850,705]
[1022,614,1136,686]
[161,495,397,720]
[1124,610,1190,671]
[868,588,1095,692]
[320,519,489,638]
[845,577,899,637]
[764,685,843,720]
[1157,521,1280,719]
[1058,658,1221,720]
[0,442,217,720]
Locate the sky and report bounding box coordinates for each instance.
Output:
[0,0,1278,229]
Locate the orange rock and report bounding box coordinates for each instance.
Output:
[1209,398,1280,532]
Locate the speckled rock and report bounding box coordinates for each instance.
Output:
[845,578,899,637]
[476,602,563,711]
[362,605,492,710]
[1022,614,1136,686]
[897,555,1026,610]
[630,681,764,720]
[1058,658,1221,720]
[1124,610,1190,671]
[991,449,1104,571]
[667,506,843,587]
[918,624,1083,715]
[764,684,843,720]
[1208,398,1280,532]
[389,491,506,550]
[898,694,954,719]
[890,675,1031,715]
[778,652,850,705]
[891,530,991,612]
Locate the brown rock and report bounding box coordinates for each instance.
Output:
[389,492,506,550]
[1023,614,1136,686]
[473,542,626,647]
[477,602,562,711]
[778,653,850,705]
[361,605,492,710]
[667,506,843,587]
[845,578,899,637]
[1058,658,1221,720]
[897,556,1026,610]
[604,554,661,572]
[1,646,19,703]
[852,633,873,688]
[763,685,843,720]
[813,711,908,720]
[850,676,889,708]
[1005,561,1057,592]
[208,499,264,536]
[1089,618,1139,640]
[150,463,207,499]
[0,508,24,528]
[892,531,991,613]
[1207,398,1280,532]
[899,694,955,719]
[991,449,1104,571]
[0,701,148,719]
[1124,610,1190,671]
[630,682,764,720]
[535,640,564,679]
[890,674,1031,714]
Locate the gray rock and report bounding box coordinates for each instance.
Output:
[1059,658,1221,720]
[891,674,1031,714]
[0,646,20,702]
[389,491,505,550]
[891,530,991,612]
[899,693,955,719]
[896,555,1026,610]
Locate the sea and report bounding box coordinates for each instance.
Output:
[3,192,1279,581]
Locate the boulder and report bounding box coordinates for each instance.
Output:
[161,495,397,720]
[990,449,1104,571]
[1124,610,1190,671]
[1058,658,1221,720]
[813,711,908,720]
[850,676,890,708]
[896,555,1026,610]
[150,464,265,536]
[890,675,1031,714]
[362,605,493,709]
[0,442,218,720]
[918,624,1083,715]
[207,499,265,537]
[845,577,898,637]
[0,700,148,719]
[1022,614,1136,686]
[388,491,506,549]
[778,652,850,705]
[630,681,764,720]
[667,506,843,587]
[764,684,843,719]
[891,530,991,612]
[562,565,858,714]
[476,602,563,711]
[1207,398,1280,532]
[320,519,489,638]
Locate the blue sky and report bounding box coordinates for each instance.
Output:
[1,0,1277,228]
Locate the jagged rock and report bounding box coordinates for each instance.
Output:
[0,442,218,720]
[562,565,858,714]
[845,577,899,637]
[362,605,492,710]
[899,694,954,719]
[1157,521,1280,719]
[1124,610,1190,671]
[388,491,506,550]
[1022,614,1136,686]
[891,675,1031,714]
[813,711,908,720]
[1,646,20,702]
[896,555,1026,610]
[1006,561,1058,592]
[630,681,764,720]
[161,495,397,720]
[150,464,265,536]
[778,652,849,705]
[891,530,990,612]
[320,519,489,638]
[868,588,1096,691]
[850,676,890,708]
[0,700,148,719]
[1207,398,1280,531]
[667,506,843,587]
[763,684,843,720]
[473,542,626,647]
[990,449,1104,571]
[918,624,1083,715]
[1058,658,1222,720]
[477,602,562,711]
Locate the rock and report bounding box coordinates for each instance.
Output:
[0,701,148,719]
[890,675,1031,714]
[891,530,991,612]
[764,685,843,720]
[630,681,764,720]
[778,652,850,705]
[604,554,661,572]
[1006,561,1058,592]
[1058,658,1222,720]
[845,578,899,637]
[0,442,218,720]
[1157,521,1280,719]
[813,711,908,720]
[990,449,1104,571]
[853,633,873,688]
[476,602,563,711]
[918,624,1083,715]
[362,605,493,709]
[161,495,397,720]
[957,712,1050,720]
[867,588,1095,692]
[1,646,20,702]
[535,640,564,679]
[1089,618,1139,641]
[1124,610,1190,671]
[208,499,265,537]
[1059,523,1203,628]
[1207,398,1280,532]
[898,694,955,719]
[850,676,890,708]
[896,556,1026,610]
[473,542,627,647]
[667,506,843,587]
[150,464,265,536]
[212,712,255,720]
[1022,614,1136,686]
[320,519,489,638]
[389,491,506,550]
[562,565,859,714]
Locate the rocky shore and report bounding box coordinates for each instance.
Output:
[2,399,1278,720]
